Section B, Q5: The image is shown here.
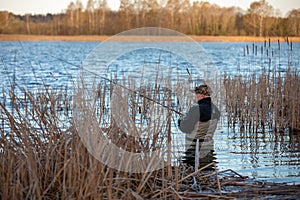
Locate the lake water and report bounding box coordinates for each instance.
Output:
[0,41,299,184]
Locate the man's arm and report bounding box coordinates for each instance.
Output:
[212,104,220,120]
[179,105,199,133]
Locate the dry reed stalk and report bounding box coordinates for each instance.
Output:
[152,162,216,198]
[174,165,179,200]
[166,78,173,179]
[214,162,222,196]
[225,59,299,134]
[1,62,299,199]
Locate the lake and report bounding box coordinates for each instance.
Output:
[0,41,299,184]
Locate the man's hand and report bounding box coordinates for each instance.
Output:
[177,118,181,127]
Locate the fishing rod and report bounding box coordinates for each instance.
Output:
[51,55,185,116]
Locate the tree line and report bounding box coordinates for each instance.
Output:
[0,0,300,36]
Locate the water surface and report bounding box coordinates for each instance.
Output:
[0,41,299,184]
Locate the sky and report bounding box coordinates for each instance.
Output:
[0,0,299,16]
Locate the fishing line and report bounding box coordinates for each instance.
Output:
[50,55,185,116]
[2,41,192,135]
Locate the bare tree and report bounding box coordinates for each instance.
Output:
[145,0,160,27]
[86,0,95,34]
[244,0,274,36]
[219,7,239,35]
[0,11,11,33]
[95,0,108,35]
[25,14,31,34]
[2,0,300,36]
[132,0,145,27]
[198,2,214,35]
[66,2,76,34]
[75,0,84,34]
[119,0,134,30]
[287,9,300,36]
[165,0,190,30]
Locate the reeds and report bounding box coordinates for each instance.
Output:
[224,38,300,134]
[0,68,208,199]
[224,69,300,133]
[1,77,299,199]
[0,74,239,199]
[1,39,299,198]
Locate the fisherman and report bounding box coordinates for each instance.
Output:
[178,84,220,168]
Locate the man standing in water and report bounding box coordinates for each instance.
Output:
[178,84,220,169]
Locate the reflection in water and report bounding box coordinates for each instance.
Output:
[182,143,216,170]
[214,127,300,184]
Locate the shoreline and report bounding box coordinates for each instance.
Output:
[1,34,300,42]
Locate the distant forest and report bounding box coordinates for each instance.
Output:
[1,0,300,36]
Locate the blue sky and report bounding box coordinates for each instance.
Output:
[0,0,299,16]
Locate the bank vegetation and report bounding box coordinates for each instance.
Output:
[0,0,300,37]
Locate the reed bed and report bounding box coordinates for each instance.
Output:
[1,39,300,198]
[224,38,300,134]
[2,76,299,199]
[224,68,300,133]
[0,75,200,199]
[0,77,222,199]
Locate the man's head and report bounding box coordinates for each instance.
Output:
[194,84,211,101]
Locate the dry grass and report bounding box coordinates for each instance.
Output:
[0,34,110,42]
[1,77,299,199]
[1,39,300,199]
[224,39,300,133]
[224,69,300,133]
[1,34,300,42]
[0,77,221,199]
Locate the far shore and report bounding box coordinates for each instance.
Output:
[1,34,300,42]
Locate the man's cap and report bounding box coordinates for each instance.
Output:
[194,84,211,96]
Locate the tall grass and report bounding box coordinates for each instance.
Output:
[1,74,233,199]
[0,87,160,198]
[224,38,300,133]
[224,68,300,133]
[1,39,299,198]
[0,72,220,199]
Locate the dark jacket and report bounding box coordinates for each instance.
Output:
[179,97,220,134]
